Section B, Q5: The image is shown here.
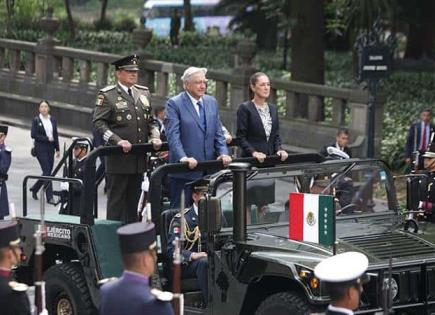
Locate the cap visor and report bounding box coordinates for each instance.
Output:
[119,65,139,71]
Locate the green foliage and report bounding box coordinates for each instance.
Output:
[381,72,435,169]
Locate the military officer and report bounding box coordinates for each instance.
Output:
[100,222,174,315]
[93,54,161,223]
[0,220,31,315]
[167,183,208,306]
[0,125,11,220]
[416,142,435,221]
[70,139,89,214]
[314,251,369,315]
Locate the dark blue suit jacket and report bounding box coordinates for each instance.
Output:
[0,144,11,217]
[165,92,228,180]
[236,101,282,157]
[31,115,60,152]
[405,121,435,158]
[100,271,174,315]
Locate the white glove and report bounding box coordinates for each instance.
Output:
[60,182,69,191]
[141,176,149,192]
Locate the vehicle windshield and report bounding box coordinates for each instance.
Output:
[215,160,398,238]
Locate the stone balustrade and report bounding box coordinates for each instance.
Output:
[0,29,383,156]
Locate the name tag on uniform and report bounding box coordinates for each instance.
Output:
[115,101,128,109]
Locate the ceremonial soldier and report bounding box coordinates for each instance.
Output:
[93,54,161,223]
[314,251,369,315]
[100,222,174,315]
[0,125,11,220]
[416,143,435,221]
[167,183,208,306]
[71,139,89,214]
[0,220,31,315]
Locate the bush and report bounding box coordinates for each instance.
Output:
[112,15,137,32]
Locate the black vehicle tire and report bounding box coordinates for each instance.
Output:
[44,262,97,315]
[255,291,319,315]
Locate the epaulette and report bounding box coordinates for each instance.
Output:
[99,85,116,93]
[97,277,118,287]
[150,288,173,302]
[9,281,28,292]
[4,147,11,152]
[134,84,149,90]
[174,208,190,218]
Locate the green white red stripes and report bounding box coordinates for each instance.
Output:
[289,192,334,246]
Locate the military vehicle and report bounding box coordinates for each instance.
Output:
[15,144,435,314]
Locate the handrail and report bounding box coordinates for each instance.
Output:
[22,175,83,217]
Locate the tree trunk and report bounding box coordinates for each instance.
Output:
[404,0,435,59]
[5,0,14,34]
[290,0,325,120]
[183,0,194,31]
[64,0,76,38]
[100,0,109,23]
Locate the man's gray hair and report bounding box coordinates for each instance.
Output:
[181,67,207,82]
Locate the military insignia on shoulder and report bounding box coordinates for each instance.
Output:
[9,281,28,292]
[134,84,149,90]
[100,85,116,93]
[174,208,190,218]
[139,95,150,107]
[151,288,173,302]
[97,277,118,287]
[96,94,105,107]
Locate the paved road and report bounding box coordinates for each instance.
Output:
[4,125,107,218]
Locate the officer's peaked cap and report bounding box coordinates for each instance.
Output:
[314,251,369,284]
[0,125,8,135]
[112,54,139,71]
[0,221,21,248]
[117,222,156,254]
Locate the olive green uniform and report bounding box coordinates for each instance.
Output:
[93,83,159,222]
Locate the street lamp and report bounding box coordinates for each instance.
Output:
[356,20,395,158]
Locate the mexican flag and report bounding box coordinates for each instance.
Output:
[289,192,335,246]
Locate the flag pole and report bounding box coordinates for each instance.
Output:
[332,201,337,255]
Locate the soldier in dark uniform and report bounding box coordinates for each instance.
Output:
[314,252,369,315]
[93,54,161,223]
[167,184,208,306]
[100,222,174,315]
[417,143,435,221]
[0,125,11,220]
[0,220,31,315]
[70,139,89,215]
[320,128,352,158]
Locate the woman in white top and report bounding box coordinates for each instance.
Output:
[30,100,60,204]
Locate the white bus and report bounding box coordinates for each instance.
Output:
[143,0,232,37]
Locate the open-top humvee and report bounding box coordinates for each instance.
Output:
[15,144,435,314]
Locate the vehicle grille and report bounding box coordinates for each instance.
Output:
[341,232,435,260]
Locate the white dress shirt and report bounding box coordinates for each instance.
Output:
[186,91,203,116]
[39,113,53,140]
[118,82,133,98]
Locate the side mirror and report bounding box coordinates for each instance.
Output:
[198,197,222,234]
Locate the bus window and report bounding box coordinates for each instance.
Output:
[143,0,233,37]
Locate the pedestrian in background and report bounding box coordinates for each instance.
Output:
[405,108,434,170]
[0,125,11,220]
[30,100,60,204]
[165,66,231,208]
[170,9,181,47]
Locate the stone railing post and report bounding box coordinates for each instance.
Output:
[229,39,257,109]
[133,17,153,87]
[34,6,59,84]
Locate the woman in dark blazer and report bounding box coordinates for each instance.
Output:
[236,72,288,223]
[30,100,60,204]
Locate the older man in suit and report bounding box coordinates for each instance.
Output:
[165,67,231,207]
[405,108,434,170]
